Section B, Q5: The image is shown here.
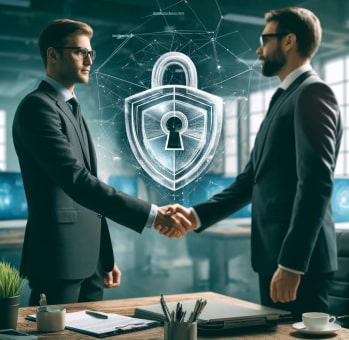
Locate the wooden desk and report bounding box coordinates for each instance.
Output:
[0,228,25,268]
[17,291,349,339]
[0,228,25,248]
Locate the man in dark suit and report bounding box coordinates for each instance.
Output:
[158,7,343,319]
[12,19,191,306]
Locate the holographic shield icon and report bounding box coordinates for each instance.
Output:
[125,51,223,191]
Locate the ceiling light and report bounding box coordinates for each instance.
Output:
[223,13,265,26]
[0,0,30,8]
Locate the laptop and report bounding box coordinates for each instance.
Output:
[134,299,292,332]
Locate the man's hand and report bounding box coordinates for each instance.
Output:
[270,267,301,303]
[154,204,198,238]
[168,204,198,229]
[104,263,121,288]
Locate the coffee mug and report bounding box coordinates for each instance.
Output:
[36,306,66,332]
[302,312,336,331]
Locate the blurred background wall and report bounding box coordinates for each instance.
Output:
[0,0,349,306]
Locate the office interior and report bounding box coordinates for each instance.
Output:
[0,0,349,311]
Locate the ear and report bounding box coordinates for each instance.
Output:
[285,33,296,46]
[283,33,296,53]
[47,47,57,62]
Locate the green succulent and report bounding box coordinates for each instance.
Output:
[0,262,27,298]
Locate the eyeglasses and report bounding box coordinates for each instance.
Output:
[259,33,290,46]
[54,47,96,61]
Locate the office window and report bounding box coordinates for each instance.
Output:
[323,56,349,175]
[248,88,275,149]
[0,110,6,171]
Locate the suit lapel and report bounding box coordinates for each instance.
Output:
[39,81,93,172]
[58,98,92,168]
[253,70,315,172]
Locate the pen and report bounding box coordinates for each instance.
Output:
[160,294,171,322]
[85,310,108,319]
[188,298,207,326]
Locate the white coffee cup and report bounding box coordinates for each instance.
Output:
[302,312,336,331]
[36,306,66,332]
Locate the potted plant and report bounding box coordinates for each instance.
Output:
[0,261,27,329]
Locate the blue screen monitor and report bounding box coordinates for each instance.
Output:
[332,177,349,223]
[108,175,138,197]
[183,174,251,218]
[0,172,27,221]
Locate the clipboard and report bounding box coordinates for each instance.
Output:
[26,310,159,338]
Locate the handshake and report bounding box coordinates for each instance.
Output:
[154,204,199,238]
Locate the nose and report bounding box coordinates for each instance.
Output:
[84,55,93,65]
[256,46,263,55]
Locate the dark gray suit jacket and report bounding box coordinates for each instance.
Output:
[12,81,151,280]
[194,70,343,275]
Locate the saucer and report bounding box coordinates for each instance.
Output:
[292,322,341,335]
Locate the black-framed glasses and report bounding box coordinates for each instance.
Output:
[53,47,96,61]
[259,33,290,46]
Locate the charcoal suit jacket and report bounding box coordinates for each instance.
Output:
[12,81,151,280]
[194,70,343,275]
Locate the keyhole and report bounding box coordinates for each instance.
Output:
[161,111,188,151]
[166,117,183,149]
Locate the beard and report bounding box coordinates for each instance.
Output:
[261,47,286,77]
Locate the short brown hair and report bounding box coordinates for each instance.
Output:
[38,19,93,67]
[265,7,321,58]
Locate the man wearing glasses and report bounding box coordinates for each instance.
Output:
[160,7,342,319]
[12,19,191,305]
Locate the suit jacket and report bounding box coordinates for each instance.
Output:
[194,70,343,275]
[12,81,151,280]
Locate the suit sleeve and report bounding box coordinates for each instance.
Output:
[277,82,340,271]
[13,94,151,232]
[193,158,254,231]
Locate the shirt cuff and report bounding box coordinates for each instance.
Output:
[191,208,202,229]
[146,204,158,228]
[278,264,304,275]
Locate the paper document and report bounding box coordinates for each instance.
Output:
[27,310,159,338]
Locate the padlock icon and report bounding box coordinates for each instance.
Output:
[125,51,223,191]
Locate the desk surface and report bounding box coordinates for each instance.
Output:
[0,228,25,247]
[17,291,349,339]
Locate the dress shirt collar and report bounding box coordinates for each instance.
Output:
[44,75,76,102]
[279,64,312,90]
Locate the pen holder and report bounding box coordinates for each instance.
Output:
[36,306,66,332]
[164,321,197,340]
